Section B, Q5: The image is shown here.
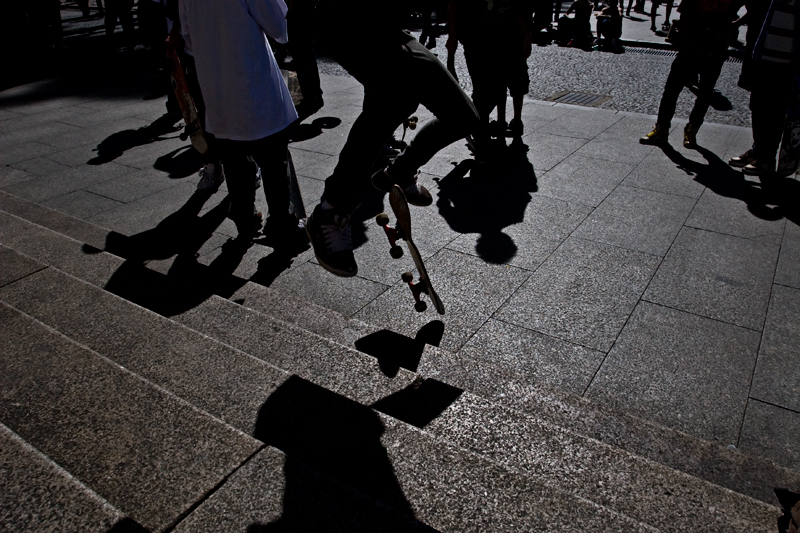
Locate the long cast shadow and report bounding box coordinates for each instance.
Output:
[355,321,445,378]
[660,144,799,225]
[88,113,184,165]
[434,138,537,264]
[252,376,454,531]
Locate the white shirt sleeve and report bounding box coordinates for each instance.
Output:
[246,0,290,43]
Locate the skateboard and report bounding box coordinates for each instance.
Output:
[376,185,445,315]
[166,38,209,155]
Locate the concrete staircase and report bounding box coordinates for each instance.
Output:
[0,188,792,532]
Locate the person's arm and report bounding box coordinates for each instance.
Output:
[515,5,532,57]
[248,0,290,43]
[566,1,576,15]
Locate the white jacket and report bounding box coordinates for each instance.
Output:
[179,0,298,141]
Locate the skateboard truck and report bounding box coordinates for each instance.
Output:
[401,115,418,144]
[402,271,428,313]
[376,213,404,259]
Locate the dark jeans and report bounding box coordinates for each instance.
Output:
[216,131,290,223]
[656,51,724,129]
[288,6,322,100]
[320,33,479,214]
[750,61,795,166]
[104,0,134,45]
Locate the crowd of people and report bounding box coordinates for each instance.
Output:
[33,0,794,278]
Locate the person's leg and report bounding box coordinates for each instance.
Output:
[287,6,323,106]
[104,0,118,36]
[687,56,724,130]
[626,0,633,16]
[663,0,673,27]
[750,62,794,171]
[215,139,262,236]
[650,0,658,30]
[249,130,292,222]
[388,38,479,177]
[656,52,693,129]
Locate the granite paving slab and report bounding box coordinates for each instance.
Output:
[455,318,606,396]
[41,189,125,219]
[539,106,623,140]
[0,120,83,149]
[776,222,800,288]
[10,156,72,177]
[535,154,635,207]
[739,399,800,472]
[643,226,779,330]
[0,423,131,533]
[445,192,592,270]
[586,301,761,444]
[0,162,138,203]
[424,394,777,533]
[0,245,45,288]
[521,130,589,172]
[0,302,262,533]
[573,135,655,166]
[517,100,572,132]
[84,167,186,204]
[357,248,530,353]
[684,187,786,241]
[622,149,713,199]
[0,141,59,166]
[0,267,292,434]
[571,184,696,256]
[750,284,800,412]
[0,166,34,188]
[269,261,390,317]
[496,237,660,352]
[173,446,436,533]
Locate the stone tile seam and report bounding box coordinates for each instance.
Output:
[161,444,266,533]
[737,251,784,447]
[638,296,766,334]
[682,220,787,243]
[747,397,800,417]
[375,411,662,533]
[578,185,697,395]
[0,261,47,289]
[0,421,125,517]
[0,297,261,446]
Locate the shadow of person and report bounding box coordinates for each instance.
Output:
[354,320,445,378]
[434,138,537,264]
[660,144,786,222]
[288,116,343,143]
[98,191,234,316]
[88,113,183,165]
[153,145,204,179]
[251,376,435,531]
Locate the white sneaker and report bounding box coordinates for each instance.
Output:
[196,163,225,191]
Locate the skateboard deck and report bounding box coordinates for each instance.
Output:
[166,41,209,155]
[376,185,445,315]
[778,72,800,178]
[279,69,307,219]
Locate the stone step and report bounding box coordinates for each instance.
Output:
[0,192,797,507]
[0,260,655,532]
[0,301,262,533]
[0,240,779,532]
[0,423,146,533]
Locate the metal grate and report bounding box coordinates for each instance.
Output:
[624,46,743,63]
[544,90,612,107]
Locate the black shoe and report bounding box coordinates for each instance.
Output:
[371,168,433,207]
[305,205,357,277]
[507,118,524,137]
[262,213,308,248]
[232,211,263,240]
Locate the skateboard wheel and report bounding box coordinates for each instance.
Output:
[391,246,404,259]
[376,213,390,226]
[408,116,418,130]
[401,271,414,283]
[415,301,428,312]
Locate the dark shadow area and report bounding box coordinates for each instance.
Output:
[105,518,151,533]
[687,86,733,111]
[153,145,205,179]
[660,144,799,224]
[253,376,441,531]
[434,138,537,264]
[88,113,183,165]
[355,321,445,378]
[94,190,308,318]
[371,377,463,429]
[288,116,342,143]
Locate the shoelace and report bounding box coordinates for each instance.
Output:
[321,213,352,253]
